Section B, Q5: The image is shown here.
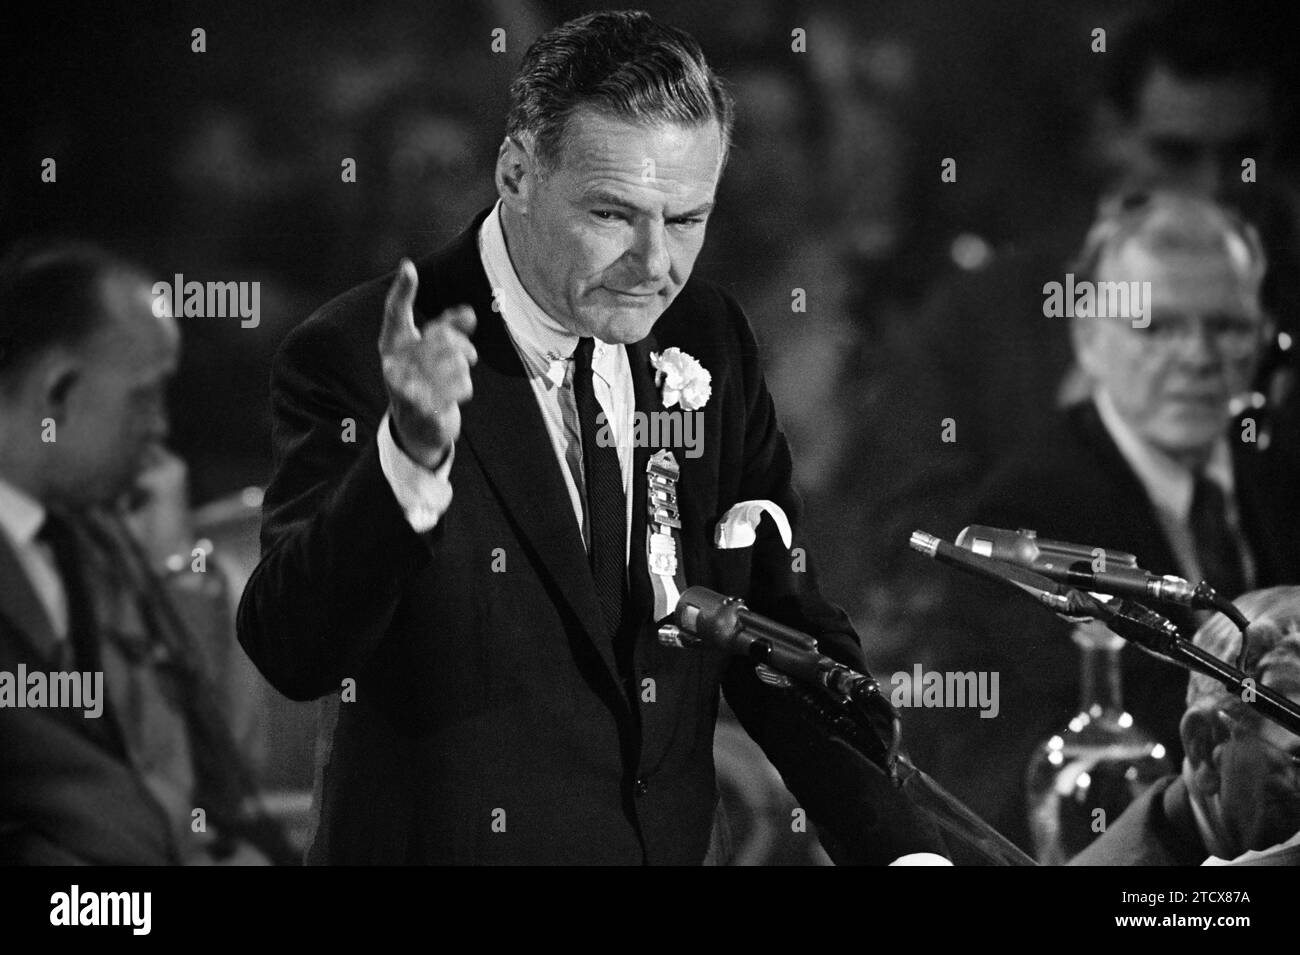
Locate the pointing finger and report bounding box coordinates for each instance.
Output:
[380,258,420,352]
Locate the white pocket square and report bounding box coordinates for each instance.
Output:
[714,500,792,550]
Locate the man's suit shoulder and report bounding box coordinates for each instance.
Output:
[276,269,394,373]
[976,404,1115,517]
[968,401,1188,577]
[655,277,761,374]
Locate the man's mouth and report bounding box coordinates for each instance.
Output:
[605,287,660,299]
[1166,389,1228,406]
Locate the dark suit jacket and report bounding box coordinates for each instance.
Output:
[237,208,933,865]
[900,399,1300,851]
[1,507,295,866]
[0,521,177,865]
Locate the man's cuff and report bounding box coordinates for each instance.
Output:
[889,853,954,866]
[377,411,454,533]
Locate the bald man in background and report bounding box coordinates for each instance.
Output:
[0,241,290,864]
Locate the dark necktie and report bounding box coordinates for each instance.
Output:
[572,337,627,637]
[37,511,100,673]
[37,511,126,757]
[1189,473,1248,599]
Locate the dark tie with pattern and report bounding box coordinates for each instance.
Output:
[572,337,627,638]
[1189,472,1248,599]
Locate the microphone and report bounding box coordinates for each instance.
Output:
[670,586,898,772]
[909,531,1084,615]
[675,585,818,651]
[671,586,875,700]
[916,533,1300,735]
[955,525,1200,607]
[958,526,1140,568]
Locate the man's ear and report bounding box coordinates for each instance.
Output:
[1181,708,1226,797]
[1070,316,1103,378]
[496,135,536,213]
[38,355,80,423]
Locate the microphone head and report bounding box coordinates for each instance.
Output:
[909,530,941,557]
[956,525,1040,565]
[958,525,1141,572]
[675,586,745,645]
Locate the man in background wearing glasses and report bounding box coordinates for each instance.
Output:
[907,191,1300,851]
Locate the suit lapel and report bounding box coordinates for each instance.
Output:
[415,213,621,688]
[1075,400,1184,579]
[0,527,61,663]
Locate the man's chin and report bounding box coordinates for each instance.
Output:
[1143,413,1227,457]
[589,310,665,345]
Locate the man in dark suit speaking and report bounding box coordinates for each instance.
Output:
[237,10,942,865]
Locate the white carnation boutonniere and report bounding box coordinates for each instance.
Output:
[650,347,712,411]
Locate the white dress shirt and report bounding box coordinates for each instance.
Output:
[379,201,635,560]
[1093,388,1252,587]
[0,475,69,640]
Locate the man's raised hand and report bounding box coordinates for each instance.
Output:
[379,258,478,470]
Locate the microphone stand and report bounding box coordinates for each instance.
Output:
[910,530,1300,738]
[956,526,1258,672]
[663,587,1037,866]
[1070,591,1300,737]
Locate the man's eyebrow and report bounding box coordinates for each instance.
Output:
[673,200,715,218]
[584,190,714,217]
[584,190,642,211]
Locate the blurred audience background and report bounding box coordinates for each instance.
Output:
[6,0,1179,503]
[6,0,1299,862]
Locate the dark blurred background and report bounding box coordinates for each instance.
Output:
[7,0,1300,858]
[12,0,1298,627]
[7,0,1163,499]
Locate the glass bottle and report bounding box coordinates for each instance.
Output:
[1025,621,1173,864]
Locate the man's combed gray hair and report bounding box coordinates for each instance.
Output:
[506,10,735,173]
[1072,191,1268,298]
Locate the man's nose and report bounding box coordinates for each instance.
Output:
[628,220,671,283]
[1184,155,1224,200]
[147,402,170,443]
[1175,320,1224,370]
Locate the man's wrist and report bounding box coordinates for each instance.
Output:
[378,410,455,533]
[387,414,451,472]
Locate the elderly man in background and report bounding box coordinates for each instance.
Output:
[901,192,1300,851]
[864,1,1297,575]
[1074,585,1300,865]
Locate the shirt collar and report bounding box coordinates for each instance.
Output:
[0,474,46,548]
[478,201,620,389]
[1093,388,1235,522]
